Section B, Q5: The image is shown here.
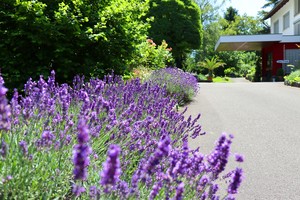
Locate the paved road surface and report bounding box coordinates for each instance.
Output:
[185,79,300,200]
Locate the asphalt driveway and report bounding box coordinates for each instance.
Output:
[186,79,300,200]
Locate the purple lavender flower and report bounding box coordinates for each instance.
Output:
[143,135,171,175]
[149,68,199,103]
[77,120,90,144]
[47,70,56,92]
[209,183,219,197]
[89,185,100,198]
[64,135,72,145]
[116,180,130,198]
[37,130,56,147]
[19,140,28,156]
[199,175,209,188]
[131,171,140,190]
[73,144,92,180]
[11,89,21,125]
[100,144,122,189]
[200,191,207,200]
[212,195,220,200]
[2,175,12,184]
[234,154,244,163]
[228,168,243,195]
[0,85,11,131]
[225,195,236,200]
[149,181,163,200]
[73,120,91,181]
[0,140,8,158]
[72,184,86,197]
[208,133,232,179]
[174,182,184,200]
[21,96,33,120]
[0,76,4,85]
[59,84,71,119]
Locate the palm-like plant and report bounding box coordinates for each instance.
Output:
[198,56,226,80]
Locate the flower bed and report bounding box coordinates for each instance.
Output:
[0,70,243,199]
[149,68,199,105]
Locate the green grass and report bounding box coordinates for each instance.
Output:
[213,76,232,83]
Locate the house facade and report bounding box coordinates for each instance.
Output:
[215,0,300,81]
[268,0,300,35]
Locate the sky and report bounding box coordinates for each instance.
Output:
[223,0,269,17]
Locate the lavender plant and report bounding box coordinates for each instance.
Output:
[0,70,243,199]
[149,67,199,105]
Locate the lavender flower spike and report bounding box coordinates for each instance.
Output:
[72,184,86,197]
[0,84,11,131]
[0,140,8,158]
[228,168,243,195]
[100,144,122,189]
[19,140,28,156]
[73,119,92,180]
[174,182,184,200]
[234,154,244,163]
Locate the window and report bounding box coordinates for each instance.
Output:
[296,0,300,15]
[295,21,300,35]
[283,12,290,30]
[274,20,279,33]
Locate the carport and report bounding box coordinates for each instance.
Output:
[215,34,300,80]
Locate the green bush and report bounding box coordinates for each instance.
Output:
[197,73,207,81]
[245,67,256,82]
[224,67,236,77]
[284,70,300,85]
[239,64,253,77]
[129,39,174,71]
[0,0,150,91]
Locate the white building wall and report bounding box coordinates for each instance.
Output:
[270,0,297,35]
[294,0,300,34]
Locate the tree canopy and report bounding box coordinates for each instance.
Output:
[147,0,203,68]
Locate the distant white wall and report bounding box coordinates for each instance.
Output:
[271,0,299,35]
[294,0,300,34]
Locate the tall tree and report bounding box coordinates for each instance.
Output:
[193,0,229,63]
[195,0,228,25]
[147,0,203,68]
[224,6,238,22]
[220,14,267,35]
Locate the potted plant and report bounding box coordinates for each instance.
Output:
[198,56,226,81]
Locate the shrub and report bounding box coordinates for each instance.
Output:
[124,39,174,82]
[197,73,207,82]
[123,67,153,82]
[224,67,237,77]
[284,70,300,86]
[239,64,253,77]
[0,71,243,199]
[245,67,256,82]
[129,39,174,71]
[149,68,199,104]
[0,0,150,91]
